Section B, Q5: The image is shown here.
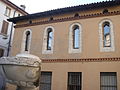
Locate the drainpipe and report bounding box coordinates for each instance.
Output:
[7,10,16,56]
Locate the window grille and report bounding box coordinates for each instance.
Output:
[100,72,117,90]
[68,72,82,90]
[40,72,52,90]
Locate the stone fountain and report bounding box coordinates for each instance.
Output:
[0,53,41,90]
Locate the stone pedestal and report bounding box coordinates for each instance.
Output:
[17,86,38,90]
[0,53,41,90]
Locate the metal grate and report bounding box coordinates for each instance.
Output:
[40,72,52,90]
[100,72,117,90]
[68,72,81,90]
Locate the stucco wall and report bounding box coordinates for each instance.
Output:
[9,3,120,90]
[41,61,120,90]
[12,15,120,59]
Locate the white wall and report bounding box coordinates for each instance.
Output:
[0,1,25,56]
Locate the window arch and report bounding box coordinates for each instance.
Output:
[42,26,54,54]
[21,29,32,53]
[99,19,115,52]
[69,23,82,53]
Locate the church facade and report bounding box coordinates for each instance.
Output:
[9,0,120,90]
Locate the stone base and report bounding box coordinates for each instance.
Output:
[17,86,38,90]
[6,83,17,90]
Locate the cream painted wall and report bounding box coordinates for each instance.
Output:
[41,61,120,90]
[12,15,120,59]
[9,4,120,90]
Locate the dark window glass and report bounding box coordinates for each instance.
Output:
[0,49,4,57]
[18,14,21,17]
[74,13,79,17]
[29,20,32,24]
[49,17,53,21]
[25,31,30,51]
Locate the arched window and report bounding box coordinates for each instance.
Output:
[25,31,30,51]
[73,25,80,49]
[69,23,82,53]
[47,28,53,50]
[21,29,32,53]
[42,26,54,54]
[99,19,115,52]
[103,22,111,47]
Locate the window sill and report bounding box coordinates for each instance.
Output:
[0,33,8,36]
[0,33,8,39]
[42,50,53,54]
[4,14,10,18]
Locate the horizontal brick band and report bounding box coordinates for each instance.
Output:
[42,57,120,63]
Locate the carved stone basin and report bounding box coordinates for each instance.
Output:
[0,53,41,90]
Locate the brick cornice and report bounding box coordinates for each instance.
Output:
[42,57,120,63]
[15,11,120,28]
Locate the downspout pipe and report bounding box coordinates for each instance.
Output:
[7,10,16,56]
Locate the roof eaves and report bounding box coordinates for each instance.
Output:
[8,0,120,23]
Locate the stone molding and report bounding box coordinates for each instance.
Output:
[69,23,82,53]
[21,29,32,54]
[42,26,54,54]
[99,19,115,52]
